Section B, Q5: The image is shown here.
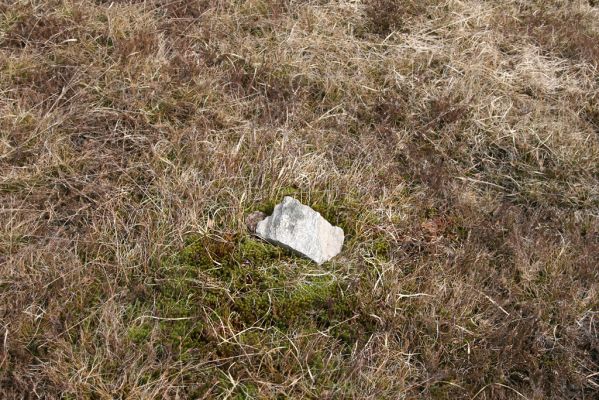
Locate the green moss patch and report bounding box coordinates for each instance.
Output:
[128,234,374,360]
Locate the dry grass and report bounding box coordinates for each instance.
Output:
[1,0,598,398]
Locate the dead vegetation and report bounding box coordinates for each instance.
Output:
[1,0,598,398]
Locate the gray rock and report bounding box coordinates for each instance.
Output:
[255,196,344,264]
[245,211,267,233]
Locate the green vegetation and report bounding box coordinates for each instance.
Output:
[114,234,376,396]
[143,235,373,352]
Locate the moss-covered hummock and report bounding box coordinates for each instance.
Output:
[127,234,374,363]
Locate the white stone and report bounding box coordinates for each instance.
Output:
[255,196,344,264]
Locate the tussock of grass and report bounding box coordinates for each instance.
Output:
[1,0,598,398]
